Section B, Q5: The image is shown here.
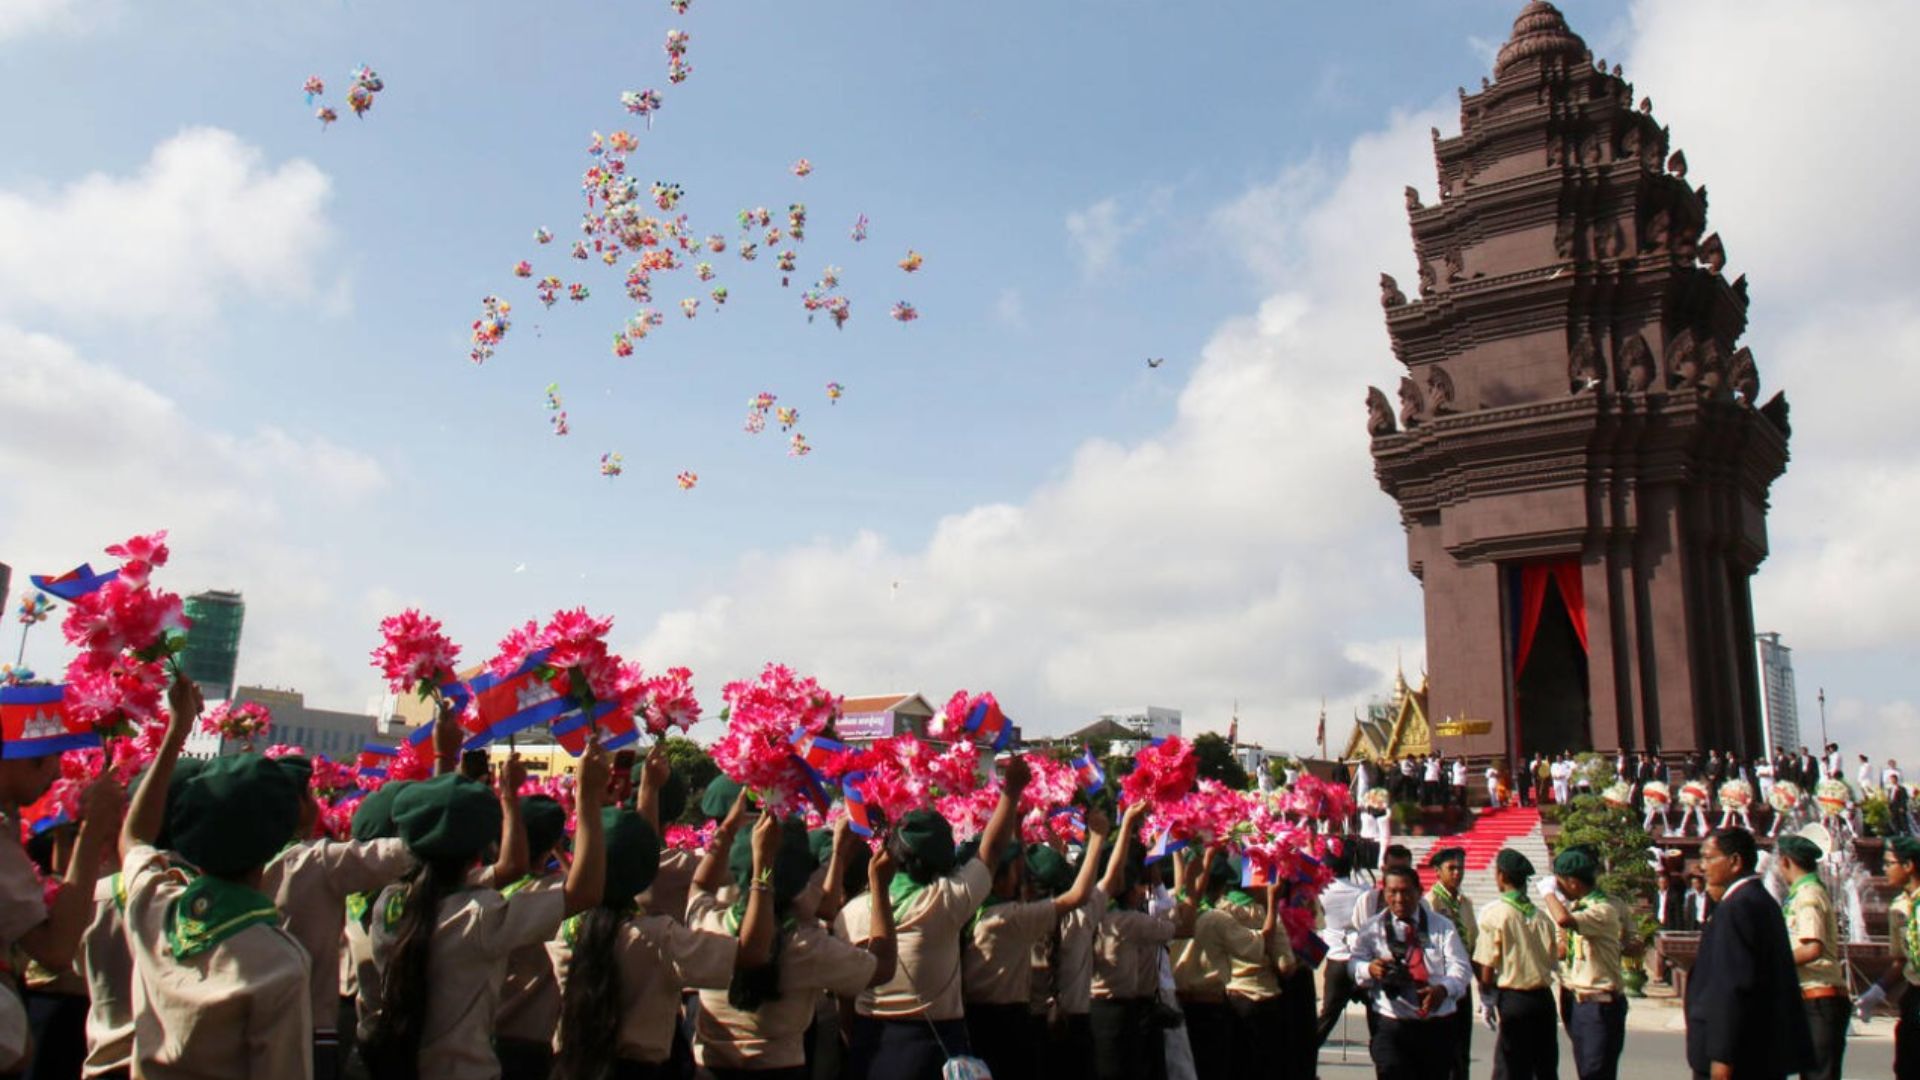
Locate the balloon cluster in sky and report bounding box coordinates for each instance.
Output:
[303,66,384,129]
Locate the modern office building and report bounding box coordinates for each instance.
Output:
[230,686,380,762]
[180,590,246,702]
[1755,632,1801,759]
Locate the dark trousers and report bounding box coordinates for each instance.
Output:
[496,1036,553,1080]
[1442,997,1472,1080]
[1045,1011,1094,1080]
[1179,999,1231,1080]
[1281,967,1318,1080]
[1089,997,1164,1080]
[22,990,86,1080]
[1491,987,1558,1080]
[1897,989,1920,1080]
[608,1062,669,1080]
[1369,1014,1452,1080]
[1558,993,1626,1080]
[711,1069,808,1080]
[966,1002,1032,1080]
[1315,959,1360,1048]
[312,1032,342,1080]
[1226,994,1286,1077]
[849,1015,970,1080]
[1802,995,1848,1080]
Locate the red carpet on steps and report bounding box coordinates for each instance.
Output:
[1414,806,1541,889]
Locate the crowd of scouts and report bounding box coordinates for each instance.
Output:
[5,673,1920,1080]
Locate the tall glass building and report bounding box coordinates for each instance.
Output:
[1755,632,1800,759]
[180,590,245,702]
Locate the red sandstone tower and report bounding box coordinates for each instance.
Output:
[1368,3,1789,766]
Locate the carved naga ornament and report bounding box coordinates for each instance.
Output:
[1366,387,1397,437]
[1379,274,1408,309]
[1398,376,1427,429]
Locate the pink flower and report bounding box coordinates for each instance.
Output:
[934,787,999,843]
[105,531,170,587]
[370,609,463,695]
[710,663,842,813]
[640,666,700,735]
[665,820,717,853]
[200,701,272,742]
[63,653,168,734]
[490,619,548,679]
[1120,736,1197,809]
[389,739,435,783]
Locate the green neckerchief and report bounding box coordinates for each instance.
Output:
[500,873,556,900]
[1430,881,1473,947]
[889,873,928,913]
[346,891,371,928]
[1499,890,1536,920]
[1566,889,1607,964]
[1785,873,1825,910]
[380,889,409,934]
[724,900,797,937]
[109,873,128,915]
[1222,889,1257,910]
[166,876,280,960]
[561,905,638,947]
[966,893,1013,937]
[1904,886,1920,965]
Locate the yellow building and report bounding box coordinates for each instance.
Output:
[1341,670,1433,764]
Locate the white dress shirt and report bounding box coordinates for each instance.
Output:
[1318,878,1368,961]
[1349,907,1472,1020]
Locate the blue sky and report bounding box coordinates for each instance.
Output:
[5,0,1917,765]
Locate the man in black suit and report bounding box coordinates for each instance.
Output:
[1684,828,1814,1079]
[1654,870,1689,933]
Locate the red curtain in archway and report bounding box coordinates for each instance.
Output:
[1513,558,1588,677]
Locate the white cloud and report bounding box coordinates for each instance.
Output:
[0,127,336,326]
[0,0,110,41]
[1063,189,1175,278]
[0,322,387,707]
[991,288,1026,329]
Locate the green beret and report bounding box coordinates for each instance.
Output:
[1552,847,1599,884]
[1893,836,1920,866]
[700,777,744,821]
[1495,849,1535,883]
[351,780,413,843]
[273,755,314,791]
[170,755,304,877]
[523,795,568,857]
[135,758,203,852]
[1775,835,1823,869]
[604,808,663,903]
[1208,854,1241,890]
[1026,845,1075,896]
[1428,847,1466,869]
[808,828,834,868]
[893,809,957,884]
[393,774,502,865]
[728,816,816,906]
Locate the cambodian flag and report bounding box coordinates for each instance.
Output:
[460,649,573,748]
[0,684,98,758]
[356,743,398,780]
[963,697,1012,752]
[550,700,637,756]
[1241,856,1278,888]
[1073,747,1105,794]
[842,771,875,837]
[29,563,120,602]
[1143,828,1187,865]
[790,729,849,780]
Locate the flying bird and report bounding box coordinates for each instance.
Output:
[1146,357,1165,369]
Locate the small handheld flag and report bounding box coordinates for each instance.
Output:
[962,696,1012,752]
[1073,746,1105,794]
[29,564,120,602]
[1048,806,1087,844]
[1241,856,1278,888]
[459,649,573,747]
[0,684,99,758]
[356,743,398,780]
[790,729,849,778]
[1143,828,1187,865]
[842,772,874,837]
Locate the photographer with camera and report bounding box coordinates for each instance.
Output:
[1349,865,1471,1080]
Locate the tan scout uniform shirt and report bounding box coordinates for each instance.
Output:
[1091,907,1174,1001]
[838,859,992,1021]
[1170,931,1226,1002]
[80,874,135,1077]
[1219,896,1293,999]
[690,891,875,1069]
[1427,883,1477,954]
[370,881,565,1080]
[1557,892,1625,995]
[0,825,47,1071]
[1055,885,1105,1016]
[547,907,736,1064]
[493,874,565,1043]
[963,897,1057,1006]
[261,837,412,1036]
[638,848,698,922]
[1472,895,1558,990]
[1191,908,1279,1001]
[1785,876,1845,993]
[122,844,314,1080]
[1893,889,1920,988]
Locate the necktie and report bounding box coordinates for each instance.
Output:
[1401,919,1429,984]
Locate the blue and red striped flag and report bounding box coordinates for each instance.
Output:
[842,771,875,837]
[790,729,849,778]
[0,684,99,759]
[550,700,637,756]
[963,696,1013,752]
[459,650,573,748]
[356,743,398,780]
[1143,828,1187,865]
[1073,746,1105,794]
[1048,806,1087,844]
[28,564,119,602]
[1241,856,1278,888]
